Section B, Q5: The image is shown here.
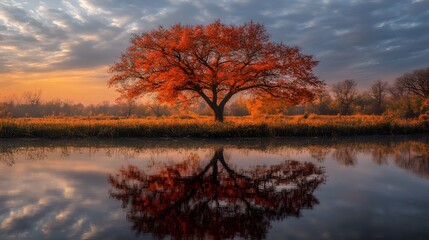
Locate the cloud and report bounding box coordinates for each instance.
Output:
[0,0,428,96]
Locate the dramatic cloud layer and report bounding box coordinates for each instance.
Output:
[0,0,428,102]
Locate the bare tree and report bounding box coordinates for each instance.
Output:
[332,79,359,115]
[369,80,388,114]
[22,90,42,106]
[149,103,171,117]
[0,102,8,118]
[306,89,334,115]
[116,95,140,118]
[97,101,111,116]
[396,66,429,99]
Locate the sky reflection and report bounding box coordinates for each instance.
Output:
[1,136,429,239]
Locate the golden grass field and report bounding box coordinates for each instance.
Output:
[0,115,427,138]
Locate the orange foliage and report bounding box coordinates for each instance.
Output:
[246,97,290,116]
[109,21,323,121]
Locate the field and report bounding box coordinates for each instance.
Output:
[0,115,427,138]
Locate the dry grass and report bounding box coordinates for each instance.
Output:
[0,115,426,138]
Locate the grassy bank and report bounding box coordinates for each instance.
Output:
[0,115,427,138]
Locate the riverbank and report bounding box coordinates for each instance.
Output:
[0,115,426,138]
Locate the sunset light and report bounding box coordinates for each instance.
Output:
[1,1,429,240]
[1,0,428,104]
[0,67,115,104]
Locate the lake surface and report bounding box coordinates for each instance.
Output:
[1,136,429,240]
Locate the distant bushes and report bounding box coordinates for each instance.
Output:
[0,115,427,138]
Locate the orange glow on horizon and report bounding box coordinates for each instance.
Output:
[0,67,118,105]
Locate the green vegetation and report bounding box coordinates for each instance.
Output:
[0,115,427,138]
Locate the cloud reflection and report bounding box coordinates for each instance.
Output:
[1,137,429,239]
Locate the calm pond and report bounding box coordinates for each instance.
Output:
[1,136,429,240]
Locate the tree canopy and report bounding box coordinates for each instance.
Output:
[109,21,323,121]
[396,66,429,99]
[332,79,358,115]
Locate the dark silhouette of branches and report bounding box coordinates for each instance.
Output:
[108,148,326,239]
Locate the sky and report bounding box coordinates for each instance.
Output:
[0,0,428,104]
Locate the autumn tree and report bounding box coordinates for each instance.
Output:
[109,21,323,122]
[332,79,359,115]
[109,148,325,239]
[305,89,334,115]
[388,81,419,118]
[246,97,289,116]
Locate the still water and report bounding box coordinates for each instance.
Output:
[1,136,429,240]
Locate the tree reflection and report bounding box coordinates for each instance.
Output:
[3,139,429,180]
[394,142,429,178]
[308,146,331,162]
[108,148,326,240]
[371,145,391,165]
[0,148,15,166]
[333,146,357,166]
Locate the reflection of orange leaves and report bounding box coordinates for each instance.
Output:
[109,149,325,239]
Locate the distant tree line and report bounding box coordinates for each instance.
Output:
[230,66,429,118]
[1,66,428,119]
[0,91,207,118]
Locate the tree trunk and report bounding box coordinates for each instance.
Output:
[213,106,224,122]
[197,90,233,122]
